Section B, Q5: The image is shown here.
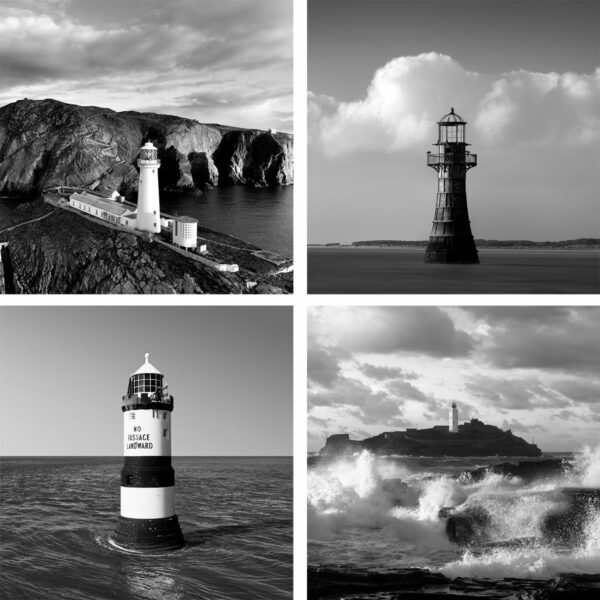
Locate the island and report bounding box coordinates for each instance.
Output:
[319,405,542,458]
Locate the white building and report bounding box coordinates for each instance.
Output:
[69,192,136,226]
[136,141,161,233]
[173,216,198,250]
[449,402,459,433]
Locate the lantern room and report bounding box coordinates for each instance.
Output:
[436,108,466,144]
[127,353,164,396]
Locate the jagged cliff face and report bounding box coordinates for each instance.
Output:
[0,99,293,196]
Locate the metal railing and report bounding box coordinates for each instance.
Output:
[427,153,477,167]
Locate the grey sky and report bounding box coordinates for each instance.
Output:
[308,306,600,453]
[0,0,292,131]
[308,0,600,243]
[0,307,292,456]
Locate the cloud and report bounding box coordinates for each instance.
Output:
[0,0,292,130]
[308,53,600,156]
[308,344,344,389]
[360,364,417,381]
[309,306,474,357]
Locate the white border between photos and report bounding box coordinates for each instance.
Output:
[1,1,599,599]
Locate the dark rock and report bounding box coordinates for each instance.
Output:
[442,506,491,545]
[462,459,571,483]
[0,98,293,195]
[189,151,219,188]
[541,487,600,546]
[319,419,542,458]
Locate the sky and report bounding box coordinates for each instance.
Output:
[308,306,600,453]
[0,0,292,131]
[0,307,292,456]
[308,0,600,243]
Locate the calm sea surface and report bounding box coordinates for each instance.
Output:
[160,187,293,258]
[0,456,292,600]
[309,450,600,580]
[308,247,600,293]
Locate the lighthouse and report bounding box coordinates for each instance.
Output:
[136,142,161,233]
[111,353,185,552]
[425,108,479,263]
[449,402,459,433]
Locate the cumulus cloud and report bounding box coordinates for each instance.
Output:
[308,53,599,156]
[309,306,474,358]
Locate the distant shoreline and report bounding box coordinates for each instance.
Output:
[309,243,600,252]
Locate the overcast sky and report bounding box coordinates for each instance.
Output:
[0,0,292,131]
[308,306,600,453]
[308,0,600,243]
[0,307,292,456]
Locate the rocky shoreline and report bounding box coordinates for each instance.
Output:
[308,566,600,599]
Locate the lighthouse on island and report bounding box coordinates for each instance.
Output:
[136,142,162,233]
[449,402,459,433]
[425,108,479,264]
[111,353,185,552]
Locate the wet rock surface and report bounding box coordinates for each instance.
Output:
[542,488,600,546]
[0,99,293,196]
[463,459,571,483]
[308,567,600,599]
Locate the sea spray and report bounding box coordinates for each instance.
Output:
[441,513,600,579]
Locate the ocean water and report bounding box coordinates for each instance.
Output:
[308,247,600,293]
[160,187,293,258]
[308,448,600,580]
[0,456,292,599]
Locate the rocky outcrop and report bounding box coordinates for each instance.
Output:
[308,567,600,599]
[541,488,600,546]
[1,208,244,293]
[462,459,571,483]
[0,99,293,196]
[319,420,542,458]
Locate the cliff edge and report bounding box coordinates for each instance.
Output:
[0,98,293,196]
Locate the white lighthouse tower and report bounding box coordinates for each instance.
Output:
[136,142,161,233]
[111,353,184,551]
[449,402,459,433]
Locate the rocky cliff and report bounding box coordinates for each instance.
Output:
[0,99,293,196]
[319,419,542,458]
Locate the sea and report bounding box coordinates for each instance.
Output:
[308,448,600,584]
[308,247,600,293]
[0,456,292,600]
[160,187,293,258]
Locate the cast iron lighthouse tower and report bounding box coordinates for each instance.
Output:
[136,142,161,233]
[425,108,479,263]
[112,353,185,551]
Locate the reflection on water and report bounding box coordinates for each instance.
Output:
[308,248,600,293]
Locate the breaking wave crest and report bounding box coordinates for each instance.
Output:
[308,447,600,577]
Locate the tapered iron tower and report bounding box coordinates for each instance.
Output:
[425,108,479,264]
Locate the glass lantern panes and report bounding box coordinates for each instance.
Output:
[127,372,164,395]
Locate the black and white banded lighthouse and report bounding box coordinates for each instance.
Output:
[111,353,185,551]
[425,108,479,264]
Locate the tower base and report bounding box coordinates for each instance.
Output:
[424,238,479,264]
[111,515,185,552]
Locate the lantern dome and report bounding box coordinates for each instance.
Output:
[438,107,466,124]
